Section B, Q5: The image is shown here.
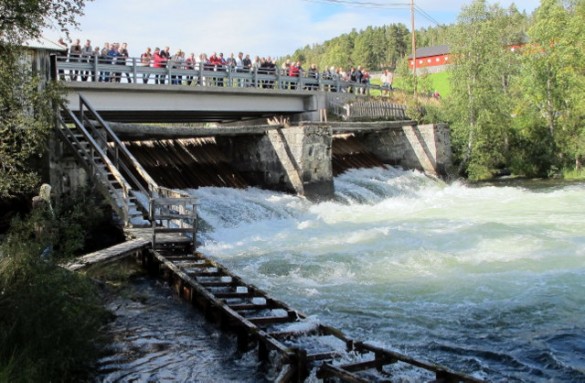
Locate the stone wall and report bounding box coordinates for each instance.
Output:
[360,123,452,177]
[216,124,334,200]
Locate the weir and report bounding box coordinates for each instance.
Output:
[52,119,452,200]
[53,92,461,381]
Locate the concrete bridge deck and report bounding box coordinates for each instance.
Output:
[64,81,322,123]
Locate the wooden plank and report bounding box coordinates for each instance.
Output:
[306,351,343,362]
[63,238,150,271]
[229,302,269,311]
[214,291,254,298]
[149,249,293,357]
[199,280,236,287]
[339,357,396,372]
[354,342,486,383]
[316,364,370,383]
[154,227,195,234]
[246,315,295,327]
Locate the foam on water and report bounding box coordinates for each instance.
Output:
[194,167,585,382]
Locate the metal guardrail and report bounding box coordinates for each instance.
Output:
[53,55,392,95]
[58,95,198,249]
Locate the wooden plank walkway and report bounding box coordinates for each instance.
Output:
[143,247,486,383]
[63,238,150,271]
[64,229,486,382]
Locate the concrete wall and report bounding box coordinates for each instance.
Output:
[49,121,451,201]
[216,124,334,200]
[49,134,89,196]
[360,123,452,177]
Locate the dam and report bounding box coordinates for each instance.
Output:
[48,55,471,382]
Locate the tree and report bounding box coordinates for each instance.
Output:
[446,0,522,179]
[0,0,88,199]
[0,0,87,44]
[515,0,585,172]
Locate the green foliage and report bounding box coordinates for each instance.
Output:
[0,0,87,200]
[427,71,451,98]
[0,206,108,382]
[508,111,556,177]
[445,0,523,180]
[0,0,88,44]
[562,167,585,180]
[0,50,64,199]
[515,0,585,174]
[12,188,113,260]
[289,23,421,71]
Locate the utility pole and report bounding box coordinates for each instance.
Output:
[411,0,417,98]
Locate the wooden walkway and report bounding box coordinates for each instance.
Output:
[63,238,150,271]
[141,246,486,383]
[64,231,485,382]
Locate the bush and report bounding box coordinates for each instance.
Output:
[0,189,116,382]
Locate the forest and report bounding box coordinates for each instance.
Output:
[286,0,585,181]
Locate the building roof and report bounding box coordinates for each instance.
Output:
[408,45,450,59]
[23,36,66,52]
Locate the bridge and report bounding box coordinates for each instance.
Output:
[55,55,386,123]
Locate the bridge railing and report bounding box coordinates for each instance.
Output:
[53,55,384,95]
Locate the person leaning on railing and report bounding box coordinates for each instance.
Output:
[69,38,82,81]
[81,39,93,81]
[153,47,165,85]
[185,52,196,86]
[98,43,111,83]
[140,47,152,84]
[119,42,132,83]
[306,63,319,91]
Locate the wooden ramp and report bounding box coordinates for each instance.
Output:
[141,246,486,383]
[63,238,150,271]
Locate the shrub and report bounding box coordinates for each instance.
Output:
[0,189,115,382]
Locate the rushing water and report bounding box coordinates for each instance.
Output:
[98,167,585,382]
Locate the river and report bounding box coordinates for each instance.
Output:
[97,167,585,382]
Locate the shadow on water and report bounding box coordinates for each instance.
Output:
[93,261,270,383]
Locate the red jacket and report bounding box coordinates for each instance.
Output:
[153,52,166,68]
[289,65,300,77]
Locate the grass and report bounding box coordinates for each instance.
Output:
[370,70,451,99]
[562,167,585,180]
[426,71,451,98]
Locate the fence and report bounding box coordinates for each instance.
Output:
[53,54,386,95]
[328,97,407,121]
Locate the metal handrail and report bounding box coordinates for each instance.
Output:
[58,95,198,247]
[55,55,381,95]
[77,94,160,197]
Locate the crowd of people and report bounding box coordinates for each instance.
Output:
[57,38,394,93]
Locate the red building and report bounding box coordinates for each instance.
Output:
[408,45,450,74]
[409,43,525,74]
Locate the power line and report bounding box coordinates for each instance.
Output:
[301,0,443,26]
[414,5,443,26]
[301,0,409,9]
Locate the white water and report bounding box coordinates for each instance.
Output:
[192,167,585,382]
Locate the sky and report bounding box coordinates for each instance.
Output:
[43,0,540,59]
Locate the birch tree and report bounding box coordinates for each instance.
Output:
[447,0,521,179]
